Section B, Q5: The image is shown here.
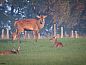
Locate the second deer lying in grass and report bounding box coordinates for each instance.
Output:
[50,36,63,47]
[0,49,19,55]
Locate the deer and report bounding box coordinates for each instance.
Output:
[13,15,47,50]
[0,49,19,55]
[50,36,63,47]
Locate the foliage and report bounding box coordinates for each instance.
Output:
[0,0,86,34]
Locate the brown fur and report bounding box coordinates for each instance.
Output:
[0,49,19,55]
[13,15,47,50]
[14,16,47,40]
[50,36,63,47]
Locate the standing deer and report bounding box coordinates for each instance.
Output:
[13,15,47,50]
[50,36,63,47]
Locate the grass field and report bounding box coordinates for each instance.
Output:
[0,38,86,65]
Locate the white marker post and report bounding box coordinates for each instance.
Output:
[61,27,63,38]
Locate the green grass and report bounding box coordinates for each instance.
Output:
[0,38,86,65]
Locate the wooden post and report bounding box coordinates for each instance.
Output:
[24,31,27,40]
[38,33,41,39]
[75,31,78,38]
[28,33,30,39]
[53,16,56,36]
[1,29,4,39]
[61,27,63,38]
[6,28,9,39]
[71,30,74,38]
[65,31,69,38]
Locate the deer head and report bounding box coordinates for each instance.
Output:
[50,36,57,43]
[36,15,47,29]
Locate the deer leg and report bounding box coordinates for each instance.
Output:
[34,31,38,42]
[17,28,24,51]
[17,33,21,51]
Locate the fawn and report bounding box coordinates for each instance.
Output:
[50,36,63,47]
[0,49,19,55]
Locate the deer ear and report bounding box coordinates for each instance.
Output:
[54,36,57,39]
[37,16,40,18]
[43,16,47,18]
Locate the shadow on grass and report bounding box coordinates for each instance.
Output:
[0,62,6,65]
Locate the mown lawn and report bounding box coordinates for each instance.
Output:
[0,38,86,65]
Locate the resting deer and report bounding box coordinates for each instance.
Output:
[50,36,63,47]
[0,49,19,55]
[13,15,47,50]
